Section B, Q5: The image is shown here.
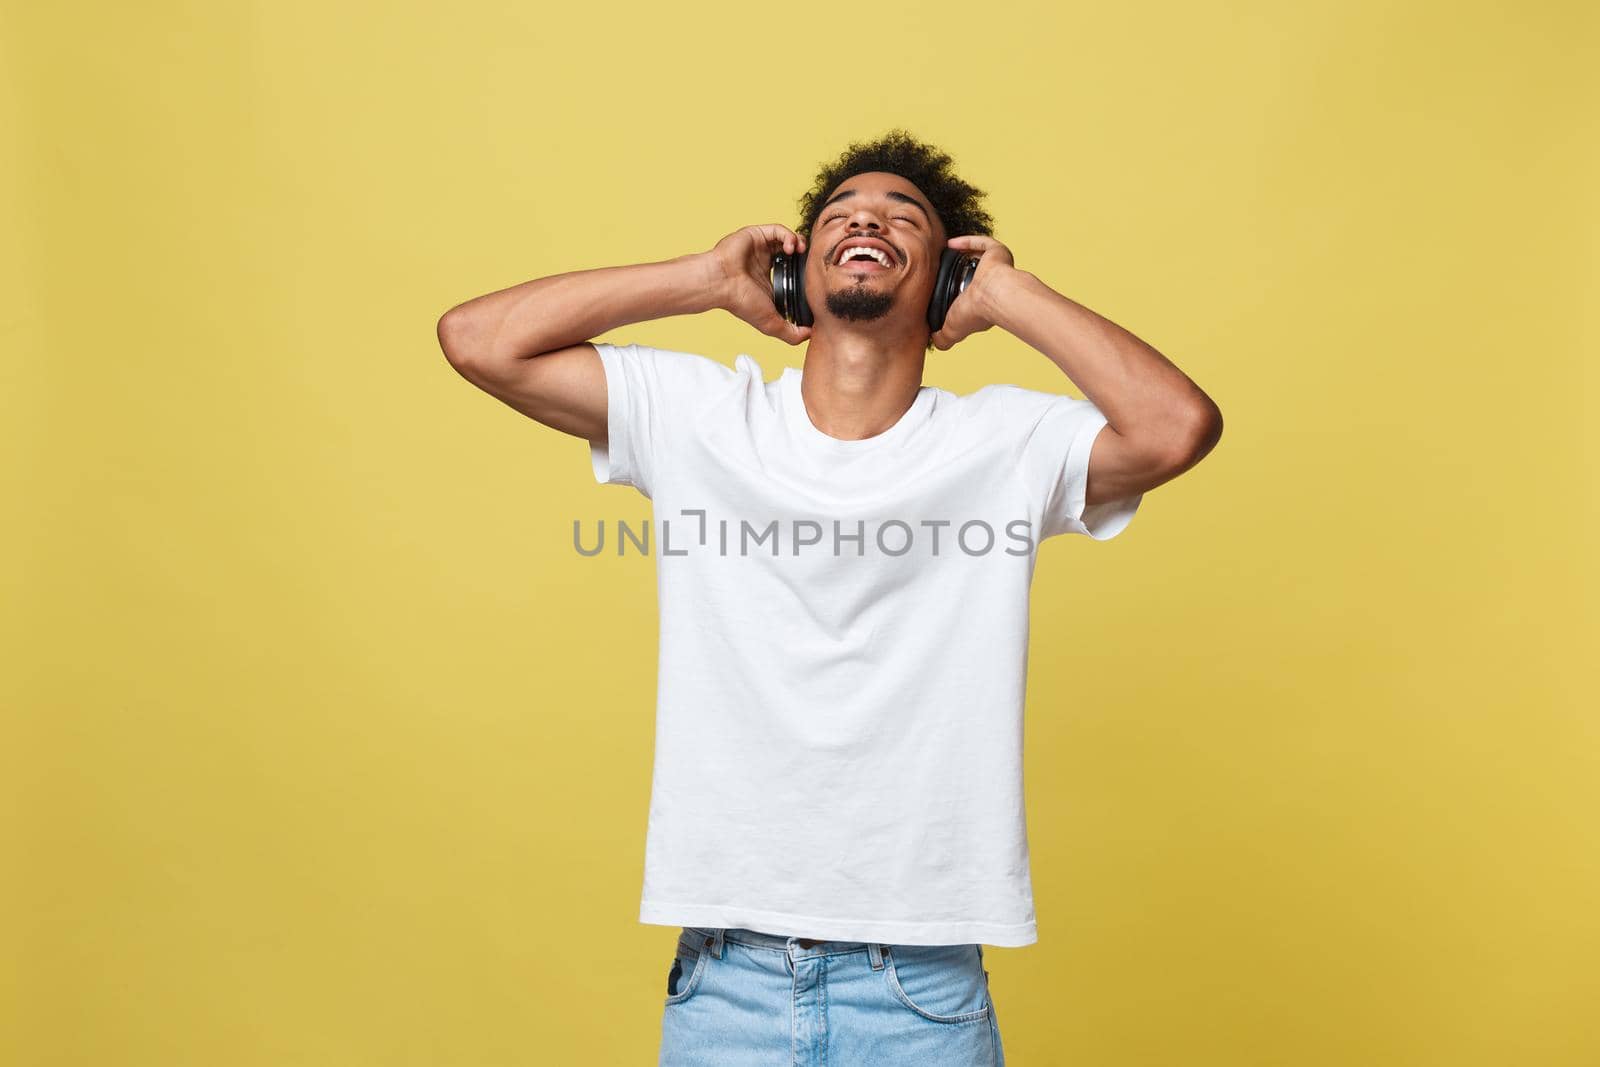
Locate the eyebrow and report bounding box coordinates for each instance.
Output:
[819,188,931,223]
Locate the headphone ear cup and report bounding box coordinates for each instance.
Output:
[771,251,793,323]
[927,248,963,333]
[771,250,814,328]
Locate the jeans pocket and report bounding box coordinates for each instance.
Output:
[665,929,712,1006]
[882,944,991,1024]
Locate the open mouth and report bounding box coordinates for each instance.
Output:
[833,244,896,271]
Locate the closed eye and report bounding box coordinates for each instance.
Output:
[822,213,919,226]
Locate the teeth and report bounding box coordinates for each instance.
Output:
[836,244,892,267]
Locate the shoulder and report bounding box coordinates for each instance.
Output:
[592,340,747,409]
[944,380,1090,428]
[593,340,739,383]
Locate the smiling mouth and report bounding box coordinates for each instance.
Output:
[833,243,898,271]
[833,255,895,273]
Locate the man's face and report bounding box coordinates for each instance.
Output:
[804,171,947,327]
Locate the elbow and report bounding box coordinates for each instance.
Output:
[1177,402,1223,466]
[436,308,470,363]
[437,308,495,378]
[1149,403,1221,474]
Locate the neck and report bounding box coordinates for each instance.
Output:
[796,328,927,441]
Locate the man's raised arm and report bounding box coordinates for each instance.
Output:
[434,225,814,441]
[434,252,721,440]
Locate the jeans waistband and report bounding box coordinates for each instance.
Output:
[684,925,895,963]
[682,925,989,971]
[681,926,987,971]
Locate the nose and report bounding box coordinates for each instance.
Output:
[844,201,886,229]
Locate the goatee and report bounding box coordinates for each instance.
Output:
[824,280,895,322]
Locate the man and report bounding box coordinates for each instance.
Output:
[437,130,1222,1065]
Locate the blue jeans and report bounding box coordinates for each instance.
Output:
[660,926,1007,1066]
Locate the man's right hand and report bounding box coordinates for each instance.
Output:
[704,224,815,346]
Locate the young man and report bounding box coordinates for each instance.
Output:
[437,130,1223,1065]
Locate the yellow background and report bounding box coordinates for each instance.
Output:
[4,0,1596,1063]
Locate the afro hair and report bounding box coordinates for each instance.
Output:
[796,129,995,243]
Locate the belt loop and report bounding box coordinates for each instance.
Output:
[868,943,886,971]
[701,928,725,959]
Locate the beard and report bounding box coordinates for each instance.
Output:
[824,276,895,322]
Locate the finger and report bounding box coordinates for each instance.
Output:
[764,223,803,255]
[757,224,791,256]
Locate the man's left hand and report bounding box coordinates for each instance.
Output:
[929,235,1020,351]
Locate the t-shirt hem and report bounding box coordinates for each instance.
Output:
[1066,412,1141,540]
[639,898,1038,948]
[588,341,632,488]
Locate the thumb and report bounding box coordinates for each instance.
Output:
[771,315,812,346]
[758,309,809,346]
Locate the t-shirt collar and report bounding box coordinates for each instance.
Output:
[779,366,934,455]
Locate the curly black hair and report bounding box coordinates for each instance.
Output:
[796,128,995,242]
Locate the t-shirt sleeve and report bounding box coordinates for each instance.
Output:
[1008,387,1143,542]
[587,340,733,499]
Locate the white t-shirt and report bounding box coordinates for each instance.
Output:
[587,341,1142,947]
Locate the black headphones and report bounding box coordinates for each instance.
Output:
[772,246,980,333]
